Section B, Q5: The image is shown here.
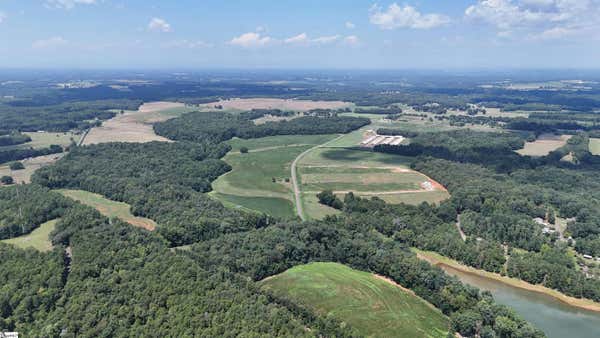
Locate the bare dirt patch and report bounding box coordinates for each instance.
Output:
[203,98,352,112]
[83,102,179,145]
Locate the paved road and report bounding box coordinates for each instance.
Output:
[291,135,344,220]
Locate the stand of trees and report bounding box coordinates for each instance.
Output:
[0,132,32,146]
[0,144,63,164]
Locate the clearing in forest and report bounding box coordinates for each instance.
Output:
[0,153,65,184]
[589,138,600,155]
[201,98,352,112]
[57,189,157,231]
[0,131,80,152]
[83,101,195,145]
[260,262,450,338]
[1,219,58,252]
[516,134,571,156]
[210,134,338,219]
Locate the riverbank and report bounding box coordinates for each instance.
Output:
[414,248,600,313]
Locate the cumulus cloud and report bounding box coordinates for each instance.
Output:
[284,33,341,46]
[165,39,212,49]
[284,33,309,45]
[465,0,600,40]
[148,17,172,32]
[45,0,96,10]
[369,3,450,29]
[343,35,360,46]
[32,36,68,49]
[229,32,273,47]
[345,21,356,29]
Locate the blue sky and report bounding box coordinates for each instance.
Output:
[0,0,599,69]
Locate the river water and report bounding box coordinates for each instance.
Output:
[440,264,600,338]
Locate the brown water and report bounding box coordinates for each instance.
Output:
[440,264,600,338]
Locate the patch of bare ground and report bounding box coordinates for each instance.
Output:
[203,98,352,112]
[83,102,181,145]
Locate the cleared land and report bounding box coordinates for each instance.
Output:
[589,138,600,155]
[415,249,600,313]
[516,134,571,156]
[1,219,58,252]
[0,131,80,152]
[261,262,449,337]
[0,153,65,184]
[84,101,194,145]
[210,134,339,219]
[57,189,156,231]
[202,98,352,112]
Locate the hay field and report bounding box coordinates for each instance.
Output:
[1,219,58,252]
[57,189,156,231]
[590,138,600,155]
[0,153,65,184]
[202,98,352,112]
[0,131,80,152]
[261,262,449,337]
[210,134,339,219]
[83,101,194,145]
[516,134,571,156]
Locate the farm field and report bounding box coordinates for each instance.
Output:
[57,189,157,230]
[211,134,339,218]
[516,134,571,156]
[84,101,195,145]
[201,98,352,112]
[0,131,80,152]
[1,219,58,252]
[590,138,600,155]
[260,262,450,338]
[0,153,65,184]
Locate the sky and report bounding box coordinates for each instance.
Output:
[0,0,599,69]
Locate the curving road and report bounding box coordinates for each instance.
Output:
[291,135,344,220]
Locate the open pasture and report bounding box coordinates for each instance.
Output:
[84,101,194,145]
[0,153,65,184]
[261,262,449,338]
[299,166,423,192]
[211,134,339,218]
[0,131,80,151]
[202,98,352,112]
[590,138,600,155]
[57,189,156,230]
[1,219,58,252]
[516,134,571,156]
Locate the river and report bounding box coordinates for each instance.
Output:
[440,264,600,338]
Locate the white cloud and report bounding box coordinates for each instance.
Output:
[312,35,341,44]
[465,0,600,40]
[229,32,273,47]
[148,17,172,33]
[45,0,96,10]
[165,39,212,49]
[284,33,309,45]
[369,3,450,29]
[345,21,356,29]
[32,36,68,49]
[343,35,360,47]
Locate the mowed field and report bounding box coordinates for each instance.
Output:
[201,98,352,112]
[84,101,195,145]
[0,153,65,184]
[57,189,156,231]
[261,262,450,337]
[210,134,339,219]
[516,134,571,156]
[0,131,80,152]
[1,219,58,252]
[590,138,600,155]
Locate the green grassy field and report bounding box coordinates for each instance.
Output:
[57,189,157,230]
[0,131,80,152]
[261,262,449,337]
[590,138,600,155]
[211,134,339,218]
[516,134,570,156]
[1,219,58,252]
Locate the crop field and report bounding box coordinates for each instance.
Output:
[261,262,449,337]
[57,189,156,230]
[516,134,571,156]
[84,101,195,145]
[0,153,65,184]
[211,134,339,218]
[299,166,423,192]
[1,219,58,252]
[590,138,600,155]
